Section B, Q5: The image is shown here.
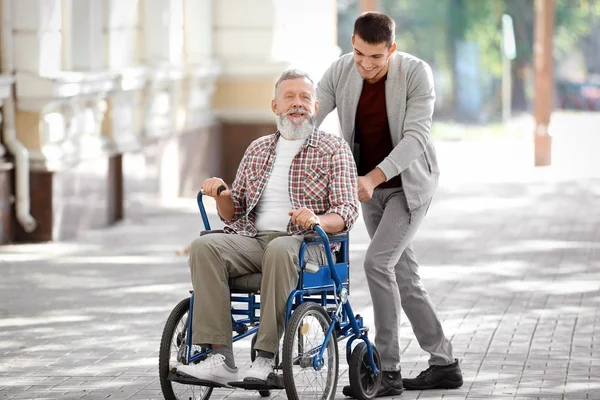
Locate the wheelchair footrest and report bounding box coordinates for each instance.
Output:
[228,373,284,390]
[168,369,227,388]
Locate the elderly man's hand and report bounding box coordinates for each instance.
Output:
[202,177,230,198]
[289,207,320,230]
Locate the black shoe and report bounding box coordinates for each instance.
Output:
[402,359,463,390]
[342,370,404,398]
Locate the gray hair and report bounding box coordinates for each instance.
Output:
[274,69,316,98]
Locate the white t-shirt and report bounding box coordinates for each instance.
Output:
[254,137,305,232]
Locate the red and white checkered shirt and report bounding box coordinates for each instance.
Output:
[222,128,359,237]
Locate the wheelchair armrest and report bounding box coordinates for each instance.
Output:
[200,229,225,236]
[303,232,348,243]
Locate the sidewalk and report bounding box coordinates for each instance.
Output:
[1,118,599,399]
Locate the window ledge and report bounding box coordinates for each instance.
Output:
[15,70,118,109]
[186,60,221,80]
[114,66,149,91]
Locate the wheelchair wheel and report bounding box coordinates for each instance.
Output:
[282,302,339,400]
[159,297,213,400]
[348,342,382,400]
[250,334,271,397]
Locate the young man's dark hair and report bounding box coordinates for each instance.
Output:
[353,11,396,48]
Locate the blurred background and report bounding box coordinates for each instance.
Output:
[0,2,599,398]
[0,0,598,246]
[340,0,600,121]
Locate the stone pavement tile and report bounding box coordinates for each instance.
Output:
[16,384,57,393]
[513,397,550,400]
[1,394,49,400]
[471,397,515,400]
[536,393,569,399]
[442,396,477,400]
[0,378,38,390]
[77,394,112,400]
[124,390,164,400]
[410,392,446,400]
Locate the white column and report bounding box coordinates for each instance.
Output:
[213,0,282,77]
[12,0,63,76]
[272,0,339,80]
[0,76,14,161]
[214,0,339,80]
[69,0,103,70]
[102,0,139,69]
[141,0,184,65]
[101,0,145,149]
[183,0,212,62]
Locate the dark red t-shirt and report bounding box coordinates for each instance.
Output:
[355,74,402,188]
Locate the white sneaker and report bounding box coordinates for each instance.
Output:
[176,353,238,386]
[243,357,275,382]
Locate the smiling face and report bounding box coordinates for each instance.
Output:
[352,34,396,83]
[272,77,318,140]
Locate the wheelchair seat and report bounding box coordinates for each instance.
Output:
[228,250,343,293]
[229,273,262,292]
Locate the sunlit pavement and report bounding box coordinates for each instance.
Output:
[1,112,599,399]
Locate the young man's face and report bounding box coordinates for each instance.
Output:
[352,34,397,83]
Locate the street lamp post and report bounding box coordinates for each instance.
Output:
[533,0,556,166]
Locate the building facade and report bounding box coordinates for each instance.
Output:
[0,0,340,243]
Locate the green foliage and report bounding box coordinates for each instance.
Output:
[462,0,506,77]
[380,0,451,67]
[555,0,600,59]
[367,0,599,78]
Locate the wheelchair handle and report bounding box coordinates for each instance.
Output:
[309,223,343,291]
[197,185,227,230]
[196,185,228,231]
[199,185,227,197]
[310,224,329,243]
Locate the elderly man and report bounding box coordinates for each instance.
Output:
[177,69,359,386]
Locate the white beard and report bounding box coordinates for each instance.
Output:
[277,109,315,140]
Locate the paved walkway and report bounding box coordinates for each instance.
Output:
[1,114,599,399]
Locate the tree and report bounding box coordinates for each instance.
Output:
[336,0,600,117]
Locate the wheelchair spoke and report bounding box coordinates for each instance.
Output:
[283,302,339,400]
[159,298,213,400]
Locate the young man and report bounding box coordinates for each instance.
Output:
[176,69,359,386]
[315,12,463,397]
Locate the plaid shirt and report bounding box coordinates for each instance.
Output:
[221,128,359,237]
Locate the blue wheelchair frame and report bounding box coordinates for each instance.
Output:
[183,190,379,375]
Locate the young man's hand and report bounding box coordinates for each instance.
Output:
[289,207,320,229]
[359,168,387,202]
[358,176,376,202]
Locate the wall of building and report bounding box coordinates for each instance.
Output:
[0,0,339,243]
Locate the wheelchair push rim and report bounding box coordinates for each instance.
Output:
[282,301,339,400]
[158,297,213,400]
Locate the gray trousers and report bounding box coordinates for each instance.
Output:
[361,187,454,371]
[189,231,325,354]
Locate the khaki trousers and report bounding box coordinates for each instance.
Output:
[189,231,325,354]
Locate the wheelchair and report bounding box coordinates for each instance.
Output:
[158,190,382,400]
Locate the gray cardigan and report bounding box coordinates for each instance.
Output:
[315,51,440,211]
